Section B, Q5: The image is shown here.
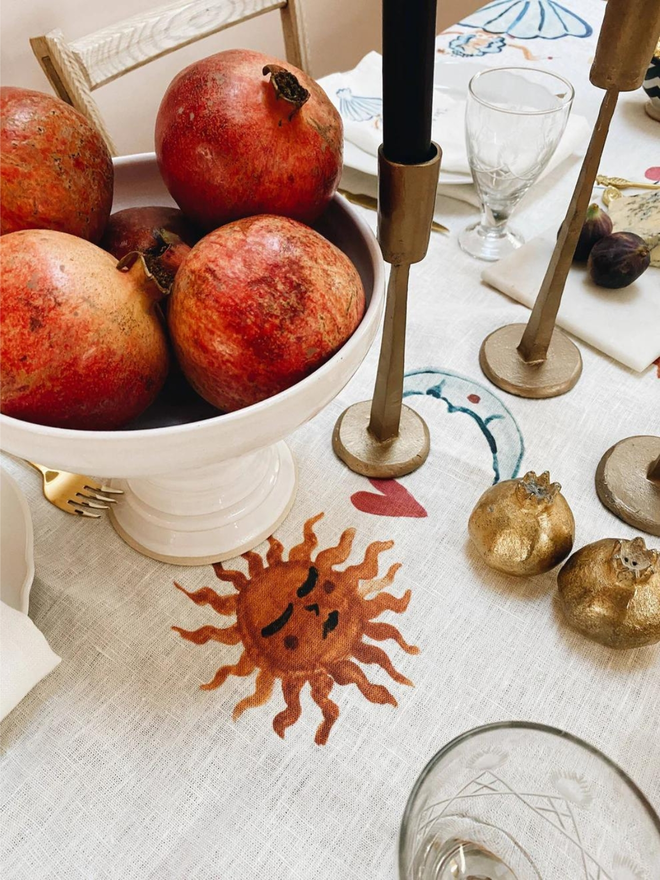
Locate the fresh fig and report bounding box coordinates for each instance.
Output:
[573,203,613,261]
[588,231,651,289]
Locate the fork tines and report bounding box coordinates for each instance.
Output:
[69,484,124,517]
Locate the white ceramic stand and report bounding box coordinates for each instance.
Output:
[0,154,384,566]
[110,442,296,564]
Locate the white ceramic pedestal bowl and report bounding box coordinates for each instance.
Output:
[0,153,384,565]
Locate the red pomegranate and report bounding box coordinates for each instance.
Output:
[0,230,169,430]
[100,206,202,289]
[168,215,365,411]
[0,87,113,242]
[155,50,343,230]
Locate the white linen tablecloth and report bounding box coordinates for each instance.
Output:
[1,2,658,878]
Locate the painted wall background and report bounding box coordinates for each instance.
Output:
[1,0,484,154]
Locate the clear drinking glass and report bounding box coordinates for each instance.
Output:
[459,68,574,261]
[399,722,660,880]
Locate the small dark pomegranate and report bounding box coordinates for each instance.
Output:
[155,50,343,229]
[100,206,202,289]
[0,230,169,430]
[0,87,113,242]
[168,215,365,412]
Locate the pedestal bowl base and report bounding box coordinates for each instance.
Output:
[109,441,297,565]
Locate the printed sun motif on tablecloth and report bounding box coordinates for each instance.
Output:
[173,513,418,745]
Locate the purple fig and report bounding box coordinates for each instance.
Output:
[587,232,650,289]
[573,203,613,261]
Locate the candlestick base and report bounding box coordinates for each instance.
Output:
[479,323,582,399]
[596,435,660,537]
[332,401,430,478]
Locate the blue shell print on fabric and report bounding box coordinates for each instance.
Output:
[403,369,524,484]
[460,0,592,40]
[335,88,382,122]
[449,33,507,57]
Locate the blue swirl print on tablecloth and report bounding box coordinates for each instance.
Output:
[335,88,382,122]
[403,369,524,484]
[460,0,592,40]
[448,33,507,57]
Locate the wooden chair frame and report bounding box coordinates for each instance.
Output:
[30,0,310,155]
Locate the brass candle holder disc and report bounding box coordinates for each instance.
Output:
[596,435,660,537]
[479,323,583,399]
[332,400,430,478]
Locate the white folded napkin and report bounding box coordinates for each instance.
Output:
[1,600,61,721]
[482,230,660,372]
[320,51,590,204]
[321,52,474,176]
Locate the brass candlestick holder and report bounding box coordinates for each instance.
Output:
[596,436,660,537]
[480,0,660,399]
[333,144,441,477]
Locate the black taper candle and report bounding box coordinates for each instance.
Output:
[382,0,438,165]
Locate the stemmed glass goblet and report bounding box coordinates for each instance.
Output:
[399,722,660,879]
[459,67,574,262]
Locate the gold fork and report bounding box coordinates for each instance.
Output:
[596,174,659,190]
[339,188,450,234]
[27,462,123,518]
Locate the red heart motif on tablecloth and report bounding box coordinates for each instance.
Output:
[644,167,660,183]
[351,479,428,518]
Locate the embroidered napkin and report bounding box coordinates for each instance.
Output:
[319,50,590,204]
[0,600,61,721]
[481,229,660,371]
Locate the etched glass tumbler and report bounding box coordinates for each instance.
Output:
[459,68,574,261]
[399,722,660,880]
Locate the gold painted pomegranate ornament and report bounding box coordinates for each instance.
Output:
[558,537,660,649]
[468,471,575,576]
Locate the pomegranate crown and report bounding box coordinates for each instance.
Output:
[263,64,310,118]
[515,470,561,507]
[116,251,169,300]
[612,537,657,582]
